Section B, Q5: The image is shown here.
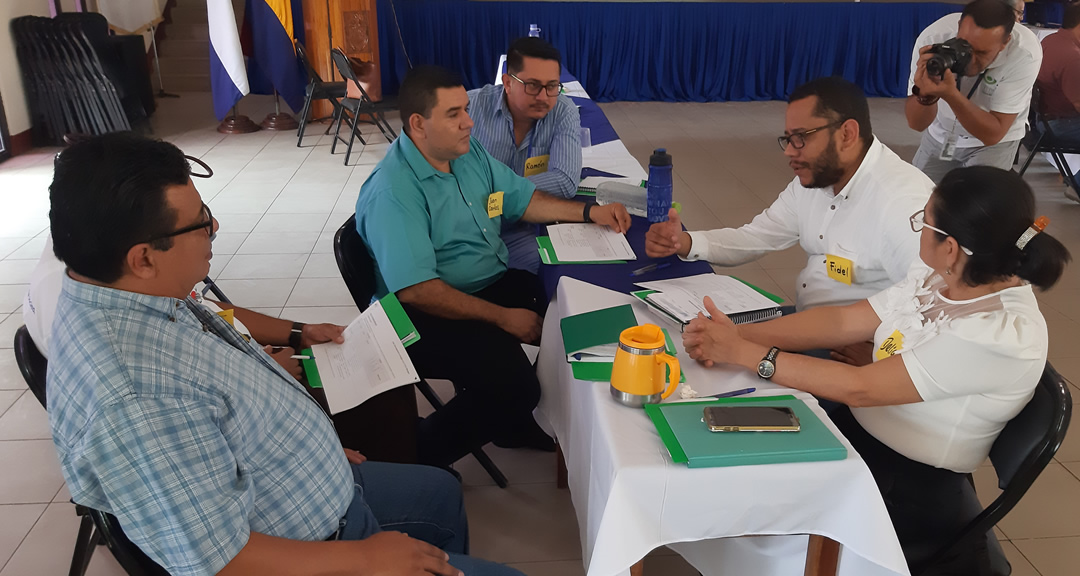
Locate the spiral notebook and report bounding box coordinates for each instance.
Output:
[632,274,784,325]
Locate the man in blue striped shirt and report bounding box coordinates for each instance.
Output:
[468,37,582,273]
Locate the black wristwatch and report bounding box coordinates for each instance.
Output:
[583,202,594,223]
[288,321,305,351]
[757,347,780,379]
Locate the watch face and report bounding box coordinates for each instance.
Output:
[757,360,776,379]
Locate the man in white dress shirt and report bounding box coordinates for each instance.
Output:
[645,77,934,316]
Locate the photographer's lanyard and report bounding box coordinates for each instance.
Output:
[940,70,988,161]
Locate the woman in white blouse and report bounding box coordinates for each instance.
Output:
[682,166,1070,571]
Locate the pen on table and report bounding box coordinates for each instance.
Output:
[708,387,756,399]
[629,262,672,277]
[291,355,313,360]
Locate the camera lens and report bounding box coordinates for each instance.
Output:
[926,56,947,79]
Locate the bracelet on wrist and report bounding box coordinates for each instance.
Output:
[288,322,305,351]
[583,202,593,223]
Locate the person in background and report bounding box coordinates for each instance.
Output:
[907,0,1042,182]
[468,37,583,273]
[682,166,1068,573]
[1034,1,1080,201]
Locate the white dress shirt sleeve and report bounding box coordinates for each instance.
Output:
[681,183,801,265]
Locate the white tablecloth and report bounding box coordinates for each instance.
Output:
[535,277,910,576]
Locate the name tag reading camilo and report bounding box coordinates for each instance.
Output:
[487,191,504,218]
[524,154,550,177]
[876,330,905,361]
[826,254,854,285]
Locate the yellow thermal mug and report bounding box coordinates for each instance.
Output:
[609,324,681,407]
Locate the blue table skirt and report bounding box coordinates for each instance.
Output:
[377,0,962,102]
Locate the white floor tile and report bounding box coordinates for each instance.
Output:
[0,440,66,505]
[218,254,310,280]
[0,355,28,391]
[0,315,24,350]
[0,239,31,261]
[2,238,45,261]
[0,391,23,420]
[0,504,46,571]
[236,232,319,255]
[279,306,360,326]
[211,278,298,309]
[265,195,338,214]
[285,277,356,307]
[0,393,50,441]
[300,253,341,278]
[0,219,47,240]
[0,503,83,576]
[0,287,26,315]
[213,213,263,235]
[209,233,248,256]
[252,213,331,234]
[0,262,36,286]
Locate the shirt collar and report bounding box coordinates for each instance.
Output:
[832,136,883,201]
[397,132,444,182]
[61,272,189,321]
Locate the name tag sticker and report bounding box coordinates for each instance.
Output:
[524,154,550,177]
[487,191,505,218]
[876,329,905,361]
[216,308,235,326]
[826,254,854,285]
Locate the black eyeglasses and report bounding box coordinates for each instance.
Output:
[144,203,215,245]
[777,120,847,151]
[508,73,562,97]
[910,209,974,255]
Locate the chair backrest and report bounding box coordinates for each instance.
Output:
[330,48,377,103]
[914,363,1072,574]
[13,326,48,409]
[89,509,171,576]
[332,215,377,313]
[295,42,322,84]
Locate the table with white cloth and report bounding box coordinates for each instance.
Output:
[535,277,911,576]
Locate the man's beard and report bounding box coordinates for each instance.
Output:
[804,142,845,189]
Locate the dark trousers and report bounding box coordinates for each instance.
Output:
[304,381,420,464]
[403,270,546,467]
[830,407,1005,575]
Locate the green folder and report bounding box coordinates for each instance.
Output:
[569,328,684,383]
[644,396,848,468]
[561,304,637,362]
[303,293,419,388]
[537,236,626,265]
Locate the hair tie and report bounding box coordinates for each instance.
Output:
[1016,216,1049,250]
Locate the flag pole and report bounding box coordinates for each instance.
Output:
[261,90,299,131]
[217,104,259,134]
[150,23,179,99]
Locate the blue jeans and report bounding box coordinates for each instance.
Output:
[502,221,541,274]
[335,462,524,576]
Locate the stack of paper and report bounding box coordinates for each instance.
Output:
[633,274,783,325]
[539,223,636,264]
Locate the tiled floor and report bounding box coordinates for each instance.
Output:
[2,91,1080,575]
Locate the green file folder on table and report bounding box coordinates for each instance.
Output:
[537,236,626,265]
[644,395,847,468]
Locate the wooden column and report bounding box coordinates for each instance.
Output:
[301,0,381,119]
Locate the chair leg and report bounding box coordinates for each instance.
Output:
[344,107,367,166]
[414,381,509,488]
[324,99,342,135]
[1017,133,1045,176]
[296,93,313,147]
[330,105,344,155]
[68,513,100,576]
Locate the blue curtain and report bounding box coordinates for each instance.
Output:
[376,0,962,102]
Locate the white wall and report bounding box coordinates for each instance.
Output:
[0,0,53,136]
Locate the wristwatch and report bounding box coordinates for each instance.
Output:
[288,321,305,351]
[757,347,780,379]
[583,202,594,223]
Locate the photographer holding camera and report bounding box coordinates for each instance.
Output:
[906,0,1041,183]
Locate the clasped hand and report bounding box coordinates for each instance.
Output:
[682,296,742,368]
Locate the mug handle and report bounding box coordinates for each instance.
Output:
[656,353,681,399]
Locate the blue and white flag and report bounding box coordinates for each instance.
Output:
[207,0,250,121]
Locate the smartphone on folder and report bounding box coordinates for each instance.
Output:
[703,406,801,432]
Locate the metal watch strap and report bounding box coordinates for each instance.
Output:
[583,202,593,223]
[288,321,304,351]
[765,346,780,363]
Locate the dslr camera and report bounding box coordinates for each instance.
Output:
[925,37,974,80]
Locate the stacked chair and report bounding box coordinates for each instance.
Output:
[11,14,146,146]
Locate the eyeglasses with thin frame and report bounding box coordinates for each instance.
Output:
[910,209,974,255]
[777,119,847,152]
[508,73,562,97]
[143,203,215,245]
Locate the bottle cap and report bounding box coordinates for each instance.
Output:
[650,148,672,166]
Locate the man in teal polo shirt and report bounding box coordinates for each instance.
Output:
[356,66,630,468]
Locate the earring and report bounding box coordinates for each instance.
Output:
[946,267,952,276]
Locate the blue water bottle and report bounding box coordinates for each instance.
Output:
[647,148,673,223]
[529,24,541,37]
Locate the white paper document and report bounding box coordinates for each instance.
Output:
[636,274,780,324]
[312,300,420,414]
[547,223,637,262]
[578,176,640,191]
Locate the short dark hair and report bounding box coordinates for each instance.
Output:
[506,37,562,75]
[398,65,464,136]
[50,132,190,283]
[962,0,1016,39]
[788,76,873,153]
[933,166,1070,290]
[1065,2,1080,29]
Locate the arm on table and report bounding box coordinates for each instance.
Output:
[397,279,542,344]
[520,190,631,233]
[683,299,919,407]
[218,531,461,576]
[526,101,582,199]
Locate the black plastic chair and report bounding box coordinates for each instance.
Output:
[1018,86,1080,191]
[328,48,397,165]
[14,326,170,576]
[911,363,1073,575]
[295,42,347,147]
[332,215,509,488]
